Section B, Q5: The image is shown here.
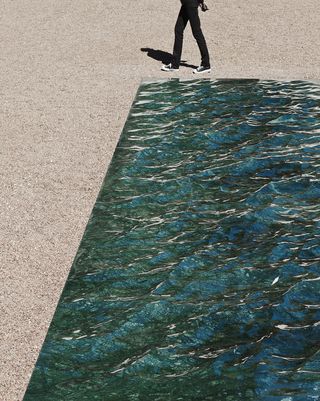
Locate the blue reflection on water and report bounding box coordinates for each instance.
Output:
[24,79,320,401]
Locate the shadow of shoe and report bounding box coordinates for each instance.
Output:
[141,48,197,69]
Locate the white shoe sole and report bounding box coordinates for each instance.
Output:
[161,67,179,72]
[193,68,211,74]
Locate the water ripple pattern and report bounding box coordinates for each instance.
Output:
[24,79,320,401]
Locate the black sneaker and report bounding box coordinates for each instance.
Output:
[193,65,211,74]
[161,63,179,72]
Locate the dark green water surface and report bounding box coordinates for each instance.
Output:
[24,79,320,401]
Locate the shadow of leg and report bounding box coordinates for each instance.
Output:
[141,48,172,64]
[141,48,197,69]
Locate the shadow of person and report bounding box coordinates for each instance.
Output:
[141,48,197,69]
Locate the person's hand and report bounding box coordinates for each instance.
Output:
[198,0,209,12]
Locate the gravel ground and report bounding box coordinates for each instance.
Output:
[0,1,319,400]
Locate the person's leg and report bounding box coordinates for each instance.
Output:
[172,5,189,68]
[186,1,210,67]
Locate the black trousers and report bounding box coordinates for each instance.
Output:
[172,0,210,68]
